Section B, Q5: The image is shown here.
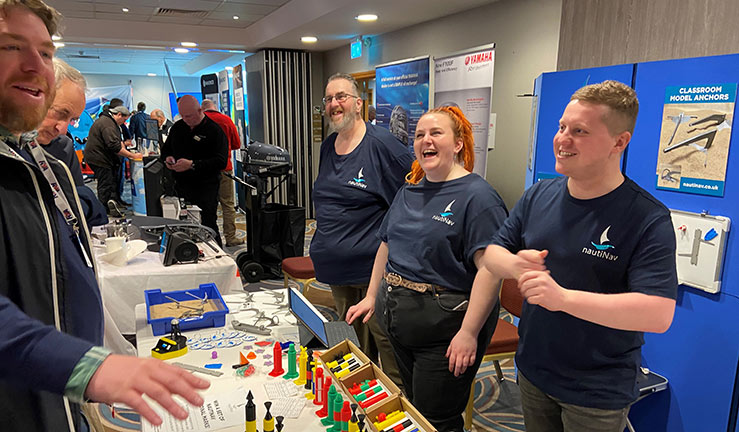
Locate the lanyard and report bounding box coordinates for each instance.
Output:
[4,133,93,268]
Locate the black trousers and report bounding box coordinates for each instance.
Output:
[176,183,222,247]
[376,280,499,432]
[89,163,120,206]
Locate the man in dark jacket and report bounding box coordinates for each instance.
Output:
[161,95,228,245]
[84,105,142,216]
[0,2,210,431]
[151,108,173,144]
[129,101,149,141]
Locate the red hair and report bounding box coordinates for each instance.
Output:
[405,106,475,184]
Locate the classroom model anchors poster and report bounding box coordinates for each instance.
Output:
[656,83,736,196]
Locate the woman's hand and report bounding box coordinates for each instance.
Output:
[446,329,478,377]
[346,296,376,324]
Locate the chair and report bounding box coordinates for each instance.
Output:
[464,278,523,430]
[281,255,335,308]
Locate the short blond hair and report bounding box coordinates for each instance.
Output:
[571,80,639,135]
[0,0,61,37]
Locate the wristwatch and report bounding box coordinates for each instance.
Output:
[190,160,196,170]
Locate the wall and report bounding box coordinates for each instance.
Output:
[558,0,739,71]
[321,0,562,208]
[83,74,201,120]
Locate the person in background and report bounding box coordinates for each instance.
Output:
[129,101,149,142]
[484,81,677,432]
[201,98,243,246]
[311,73,413,389]
[84,104,142,217]
[36,57,85,186]
[150,108,173,144]
[161,95,228,246]
[347,106,507,431]
[368,104,376,124]
[0,2,210,431]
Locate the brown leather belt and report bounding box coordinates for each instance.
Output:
[383,271,445,293]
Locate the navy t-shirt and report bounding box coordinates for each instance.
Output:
[493,176,677,409]
[310,123,413,285]
[379,173,508,292]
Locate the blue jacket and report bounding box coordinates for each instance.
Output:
[0,135,103,431]
[129,111,150,140]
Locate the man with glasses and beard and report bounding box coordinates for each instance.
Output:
[310,73,413,389]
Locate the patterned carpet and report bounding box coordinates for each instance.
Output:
[227,214,525,432]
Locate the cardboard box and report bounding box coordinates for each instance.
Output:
[317,339,371,389]
[341,363,401,412]
[364,394,437,432]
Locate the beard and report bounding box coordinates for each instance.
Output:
[327,107,358,134]
[0,79,55,135]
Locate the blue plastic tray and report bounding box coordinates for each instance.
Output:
[145,283,229,336]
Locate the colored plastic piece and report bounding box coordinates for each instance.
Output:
[247,351,257,360]
[320,385,336,424]
[283,343,299,379]
[294,346,307,386]
[245,391,257,432]
[269,341,285,377]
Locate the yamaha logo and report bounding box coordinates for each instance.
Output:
[465,51,493,65]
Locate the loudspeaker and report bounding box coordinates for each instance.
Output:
[160,226,199,266]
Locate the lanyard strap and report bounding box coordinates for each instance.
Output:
[22,133,80,233]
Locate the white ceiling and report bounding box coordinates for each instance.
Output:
[46,0,497,77]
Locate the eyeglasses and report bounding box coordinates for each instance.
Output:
[322,92,359,105]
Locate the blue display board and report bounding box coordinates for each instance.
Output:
[625,53,739,432]
[526,65,634,188]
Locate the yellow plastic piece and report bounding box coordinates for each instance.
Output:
[294,347,307,386]
[151,337,188,360]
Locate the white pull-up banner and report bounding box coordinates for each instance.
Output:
[434,44,495,177]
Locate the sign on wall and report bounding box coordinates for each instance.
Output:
[434,44,495,177]
[375,56,430,153]
[656,83,736,196]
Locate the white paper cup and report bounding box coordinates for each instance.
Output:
[105,236,125,254]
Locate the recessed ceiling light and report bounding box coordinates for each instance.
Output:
[147,73,156,77]
[53,42,65,48]
[174,47,189,54]
[122,7,129,12]
[355,14,378,22]
[52,35,62,41]
[301,36,318,43]
[233,15,239,20]
[181,42,197,47]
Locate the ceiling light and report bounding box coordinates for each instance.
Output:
[225,66,233,71]
[53,42,65,48]
[174,47,189,54]
[122,7,129,12]
[301,36,318,43]
[355,14,378,22]
[147,73,156,77]
[181,42,197,47]
[233,15,239,20]
[52,35,62,41]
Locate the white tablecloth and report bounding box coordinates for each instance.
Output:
[97,243,242,334]
[134,291,331,432]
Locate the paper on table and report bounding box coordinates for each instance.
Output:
[270,397,306,419]
[263,380,298,399]
[142,391,244,432]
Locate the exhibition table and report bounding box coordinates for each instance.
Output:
[96,243,242,334]
[133,291,331,432]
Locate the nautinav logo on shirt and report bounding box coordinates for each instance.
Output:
[348,167,367,189]
[582,225,618,261]
[432,200,456,226]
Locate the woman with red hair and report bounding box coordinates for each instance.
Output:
[347,106,508,431]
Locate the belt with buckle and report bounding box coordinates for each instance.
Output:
[383,271,445,293]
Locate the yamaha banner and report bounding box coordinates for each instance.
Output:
[434,44,495,177]
[200,73,219,106]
